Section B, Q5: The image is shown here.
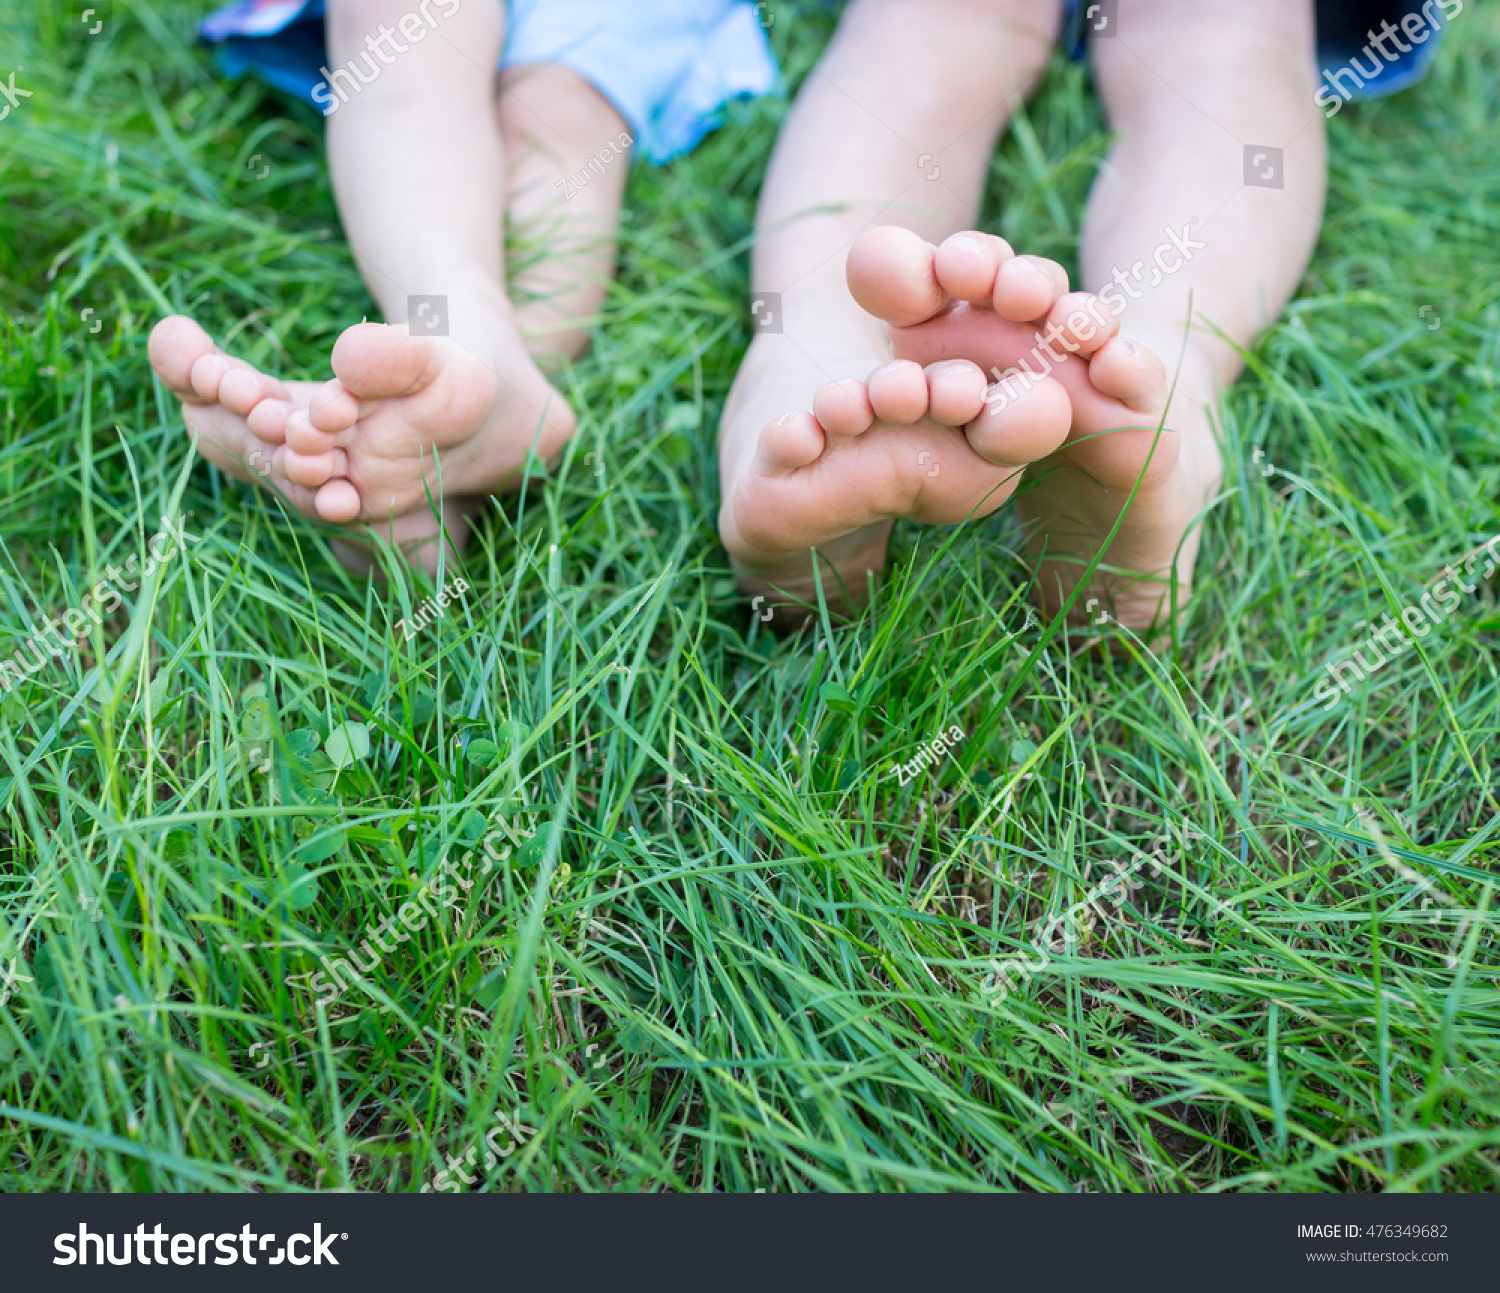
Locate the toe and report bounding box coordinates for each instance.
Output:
[188,352,232,403]
[993,255,1070,323]
[1088,337,1168,412]
[284,447,350,489]
[217,365,288,417]
[315,478,363,525]
[330,322,437,401]
[216,367,260,415]
[285,401,349,455]
[866,361,929,424]
[811,379,875,442]
[760,410,826,470]
[246,398,292,443]
[148,316,218,395]
[180,402,324,518]
[924,360,988,426]
[1046,292,1120,357]
[966,373,1072,466]
[933,232,1014,305]
[283,384,360,456]
[307,380,361,434]
[846,226,949,328]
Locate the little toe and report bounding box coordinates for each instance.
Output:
[866,361,929,424]
[933,232,1014,305]
[1046,292,1120,358]
[330,322,437,401]
[1088,337,1168,412]
[760,410,826,471]
[924,359,988,426]
[811,379,875,442]
[966,373,1072,466]
[993,255,1070,323]
[315,478,363,525]
[846,226,949,328]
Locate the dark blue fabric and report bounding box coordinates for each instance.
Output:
[1312,0,1450,98]
[203,1,328,104]
[1061,0,1449,99]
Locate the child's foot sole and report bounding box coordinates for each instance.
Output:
[721,355,1070,607]
[849,226,1221,629]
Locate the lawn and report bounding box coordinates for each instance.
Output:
[1,0,1498,1193]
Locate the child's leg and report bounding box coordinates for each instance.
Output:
[858,0,1325,626]
[718,0,1063,609]
[149,1,627,570]
[496,62,630,369]
[1016,0,1325,624]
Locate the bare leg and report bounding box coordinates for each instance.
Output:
[1016,0,1327,625]
[717,0,1062,612]
[497,62,630,369]
[149,1,628,571]
[877,0,1325,627]
[725,0,1324,630]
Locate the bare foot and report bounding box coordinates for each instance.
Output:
[849,226,1222,630]
[720,350,1071,611]
[148,315,322,504]
[148,314,576,573]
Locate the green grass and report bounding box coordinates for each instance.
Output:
[2,1,1499,1193]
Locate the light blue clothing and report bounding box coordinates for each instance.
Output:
[200,0,779,163]
[504,0,778,161]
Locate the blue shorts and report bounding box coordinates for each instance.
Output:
[1062,0,1450,104]
[200,0,779,163]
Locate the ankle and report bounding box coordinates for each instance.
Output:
[378,266,509,326]
[382,280,533,367]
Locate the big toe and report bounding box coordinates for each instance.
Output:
[966,373,1072,466]
[847,226,950,328]
[148,316,218,395]
[330,322,439,401]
